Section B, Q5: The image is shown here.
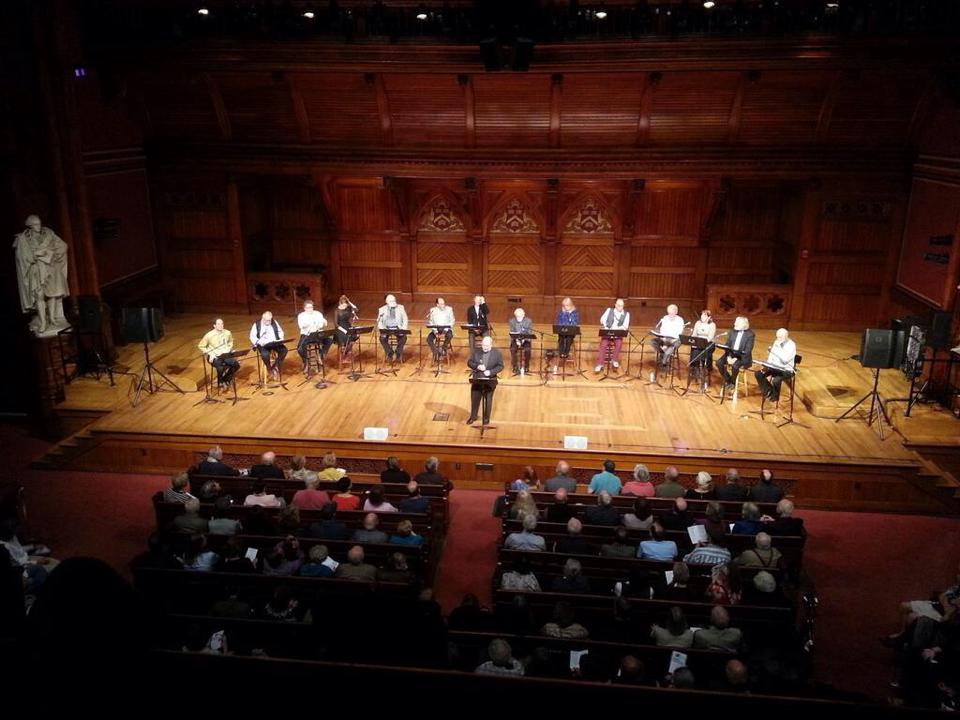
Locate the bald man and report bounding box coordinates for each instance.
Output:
[249,451,285,480]
[755,327,797,402]
[250,310,287,380]
[467,335,503,425]
[654,303,685,369]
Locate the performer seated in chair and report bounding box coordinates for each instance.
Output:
[467,335,503,425]
[334,295,357,358]
[198,318,238,385]
[554,297,579,371]
[426,297,455,362]
[296,300,331,372]
[654,303,685,369]
[249,310,287,380]
[377,293,409,362]
[508,307,533,375]
[595,298,630,373]
[755,328,796,402]
[691,308,717,369]
[717,315,755,391]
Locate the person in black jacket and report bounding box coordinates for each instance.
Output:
[466,336,503,425]
[249,451,285,480]
[192,446,239,477]
[380,456,411,485]
[398,481,430,514]
[716,315,755,390]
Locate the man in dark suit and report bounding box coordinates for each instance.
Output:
[466,294,490,349]
[193,446,240,477]
[467,335,503,425]
[398,481,430,514]
[249,451,285,480]
[717,315,755,390]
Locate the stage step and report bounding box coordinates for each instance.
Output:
[30,430,98,471]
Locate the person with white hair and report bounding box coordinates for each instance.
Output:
[376,293,409,362]
[653,303,684,369]
[171,497,209,534]
[622,464,655,497]
[595,298,631,372]
[550,558,590,593]
[544,461,577,493]
[350,513,388,544]
[196,446,239,476]
[413,456,447,486]
[508,307,534,375]
[685,471,715,500]
[585,491,620,525]
[249,310,287,381]
[716,315,755,391]
[335,545,377,582]
[250,451,285,480]
[716,468,749,501]
[291,467,331,511]
[475,638,524,676]
[756,327,797,402]
[163,472,196,504]
[466,335,504,425]
[735,532,783,569]
[693,605,742,651]
[554,518,591,555]
[762,498,805,536]
[504,513,546,551]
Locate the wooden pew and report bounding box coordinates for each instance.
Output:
[504,491,780,520]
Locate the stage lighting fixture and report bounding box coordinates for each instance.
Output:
[303,10,315,19]
[595,9,608,19]
[416,5,428,20]
[197,6,210,15]
[703,1,715,8]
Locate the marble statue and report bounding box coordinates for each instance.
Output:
[13,215,70,336]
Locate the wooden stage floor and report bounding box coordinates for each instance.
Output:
[56,313,959,467]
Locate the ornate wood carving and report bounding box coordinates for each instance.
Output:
[490,196,541,234]
[706,283,792,326]
[417,194,467,233]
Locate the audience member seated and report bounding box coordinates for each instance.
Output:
[298,544,335,577]
[243,505,277,536]
[448,594,494,631]
[183,534,219,572]
[413,456,447,486]
[622,463,656,497]
[762,499,805,536]
[0,519,51,592]
[736,532,783,570]
[601,527,636,558]
[732,502,762,535]
[723,659,751,693]
[588,460,622,495]
[655,466,685,498]
[163,472,196,504]
[243,479,284,508]
[317,452,345,482]
[504,514,546,552]
[335,546,377,582]
[380,456,411,484]
[660,497,693,532]
[171,498,209,534]
[131,533,182,571]
[378,552,415,584]
[701,501,727,544]
[541,601,589,639]
[363,484,398,513]
[545,488,575,523]
[585,491,620,526]
[651,606,694,648]
[550,558,590,594]
[887,561,960,641]
[622,497,655,530]
[616,655,652,686]
[475,638,525,676]
[638,523,678,561]
[544,460,577,493]
[663,562,695,602]
[307,503,350,540]
[263,536,304,576]
[193,445,239,477]
[262,585,309,622]
[288,454,318,484]
[706,563,742,606]
[684,537,732,567]
[685,471,716,501]
[624,567,664,599]
[291,474,331,511]
[214,537,257,573]
[716,468,749,501]
[510,465,541,492]
[332,476,360,511]
[750,469,783,503]
[693,605,742,652]
[743,569,790,608]
[276,506,301,535]
[554,518,591,555]
[501,557,541,592]
[351,513,389,544]
[670,666,697,689]
[398,481,430,514]
[249,451,285,480]
[390,519,423,546]
[509,489,540,521]
[197,480,222,503]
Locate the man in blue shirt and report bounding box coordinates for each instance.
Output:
[588,460,622,495]
[553,297,580,371]
[638,524,678,561]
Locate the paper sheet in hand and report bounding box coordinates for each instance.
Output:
[668,651,688,674]
[687,524,708,544]
[570,650,588,671]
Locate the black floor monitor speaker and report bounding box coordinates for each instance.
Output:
[121,307,164,344]
[859,328,895,369]
[928,311,953,350]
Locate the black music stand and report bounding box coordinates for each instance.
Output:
[758,355,803,428]
[649,330,682,389]
[57,326,115,386]
[509,332,536,378]
[836,365,891,438]
[426,325,453,378]
[681,335,715,400]
[298,329,336,390]
[253,339,291,395]
[462,323,488,351]
[377,328,410,377]
[195,351,224,406]
[218,348,250,405]
[469,376,497,438]
[548,325,586,382]
[344,326,374,382]
[597,328,627,381]
[131,341,184,407]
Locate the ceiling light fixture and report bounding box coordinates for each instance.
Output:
[595,9,608,19]
[416,5,428,20]
[303,10,315,19]
[703,1,715,8]
[197,6,210,15]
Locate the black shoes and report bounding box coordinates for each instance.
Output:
[466,417,477,425]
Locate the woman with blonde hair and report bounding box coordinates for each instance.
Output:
[508,489,540,521]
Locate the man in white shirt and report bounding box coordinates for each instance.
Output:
[249,310,287,379]
[296,300,330,371]
[755,328,797,401]
[654,304,685,369]
[427,297,455,362]
[595,298,630,372]
[377,293,409,362]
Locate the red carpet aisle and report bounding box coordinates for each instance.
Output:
[432,490,501,611]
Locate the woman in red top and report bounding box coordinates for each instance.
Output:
[332,475,360,511]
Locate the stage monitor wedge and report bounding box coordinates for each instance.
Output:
[859,328,895,369]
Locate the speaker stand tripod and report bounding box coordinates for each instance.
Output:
[132,342,183,407]
[835,367,891,439]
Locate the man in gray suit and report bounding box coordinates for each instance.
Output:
[508,307,534,374]
[467,336,504,425]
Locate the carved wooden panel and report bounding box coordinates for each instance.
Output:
[648,72,740,145]
[417,195,467,233]
[488,195,542,235]
[707,284,792,325]
[248,272,325,312]
[559,73,644,147]
[213,72,299,142]
[383,74,466,148]
[473,74,551,148]
[558,241,616,297]
[416,240,471,293]
[738,71,833,145]
[486,241,543,294]
[294,72,382,145]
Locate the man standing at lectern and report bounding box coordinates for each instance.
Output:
[467,336,503,426]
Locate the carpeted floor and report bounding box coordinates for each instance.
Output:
[6,423,960,701]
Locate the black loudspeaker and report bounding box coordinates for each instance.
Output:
[859,328,895,369]
[511,37,534,71]
[121,307,164,344]
[928,311,953,350]
[479,38,501,71]
[76,295,102,333]
[891,329,908,369]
